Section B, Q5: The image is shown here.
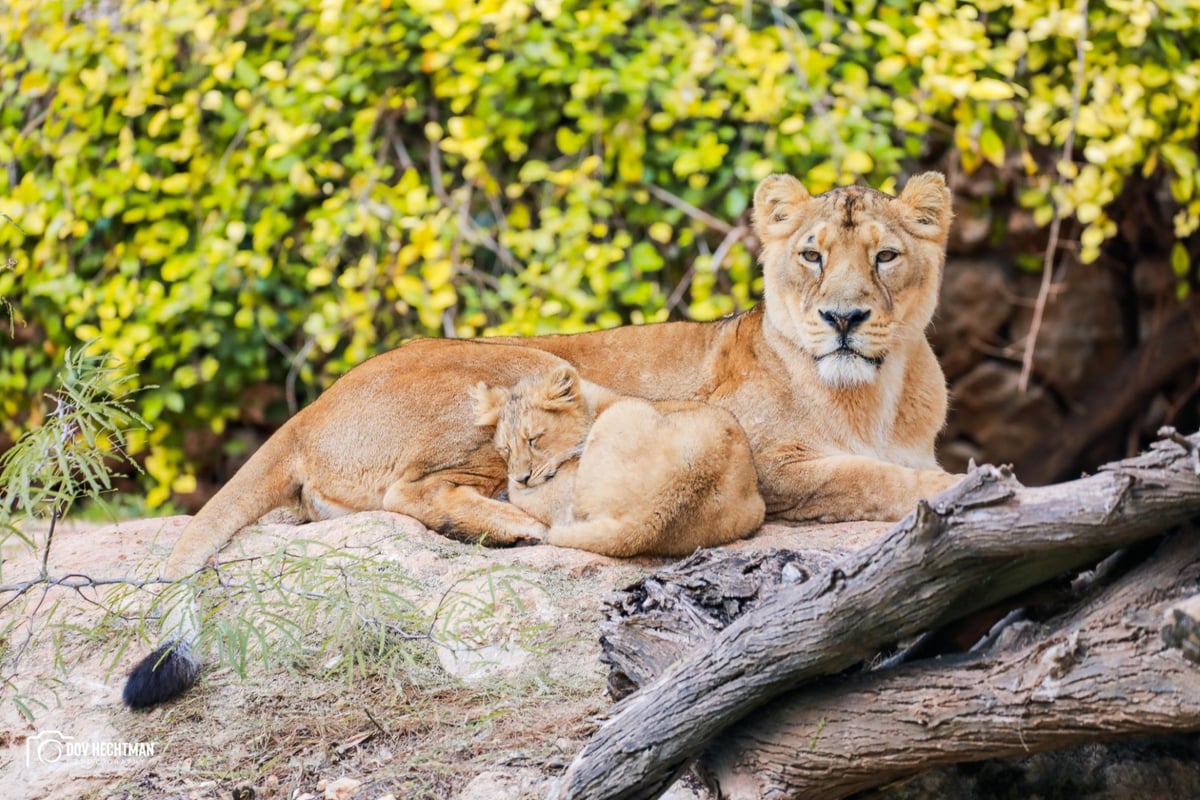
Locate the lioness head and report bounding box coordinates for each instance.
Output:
[471,365,592,488]
[753,172,952,388]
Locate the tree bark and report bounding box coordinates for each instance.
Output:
[701,531,1200,799]
[600,548,843,700]
[553,432,1200,800]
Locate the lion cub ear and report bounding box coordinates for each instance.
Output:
[898,171,953,240]
[538,365,581,411]
[753,174,811,243]
[470,381,508,428]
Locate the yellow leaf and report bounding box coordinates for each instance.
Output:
[147,109,169,138]
[979,128,1005,167]
[308,266,334,287]
[422,258,453,288]
[1076,202,1102,223]
[146,485,171,508]
[161,174,190,194]
[875,55,907,82]
[967,77,1015,101]
[1172,242,1190,276]
[172,473,197,494]
[260,60,288,81]
[843,150,874,175]
[805,162,838,192]
[194,14,217,43]
[1080,224,1106,250]
[893,98,919,127]
[648,222,673,244]
[1083,143,1109,165]
[393,274,424,301]
[289,161,317,194]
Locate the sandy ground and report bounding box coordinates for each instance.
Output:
[0,510,888,799]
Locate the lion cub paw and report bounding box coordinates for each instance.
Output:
[511,521,550,547]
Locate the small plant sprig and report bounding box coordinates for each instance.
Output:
[0,344,151,718]
[0,344,151,576]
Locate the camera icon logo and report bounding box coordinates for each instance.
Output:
[26,730,74,767]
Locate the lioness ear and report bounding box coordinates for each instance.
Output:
[470,381,508,428]
[539,365,580,410]
[898,171,952,240]
[753,174,810,243]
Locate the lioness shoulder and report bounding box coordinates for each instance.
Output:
[471,365,765,558]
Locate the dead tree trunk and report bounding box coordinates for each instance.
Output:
[600,548,843,700]
[553,432,1200,800]
[701,531,1200,799]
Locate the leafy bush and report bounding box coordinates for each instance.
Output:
[2,0,1197,502]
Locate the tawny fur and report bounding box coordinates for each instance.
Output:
[125,172,961,707]
[472,366,765,558]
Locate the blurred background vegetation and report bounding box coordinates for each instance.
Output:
[1,0,1198,509]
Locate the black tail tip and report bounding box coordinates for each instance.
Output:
[122,641,199,709]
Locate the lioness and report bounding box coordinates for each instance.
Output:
[472,365,765,557]
[124,171,960,708]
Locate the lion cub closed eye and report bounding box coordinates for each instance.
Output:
[470,364,765,558]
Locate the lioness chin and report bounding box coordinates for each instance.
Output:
[124,171,961,709]
[472,364,765,558]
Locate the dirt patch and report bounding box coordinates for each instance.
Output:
[1,512,886,799]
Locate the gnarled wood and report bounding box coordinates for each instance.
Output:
[702,531,1200,799]
[554,433,1200,800]
[600,548,840,700]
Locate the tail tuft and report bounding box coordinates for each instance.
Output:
[122,640,199,709]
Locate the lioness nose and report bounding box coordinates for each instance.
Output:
[819,308,870,334]
[514,471,532,486]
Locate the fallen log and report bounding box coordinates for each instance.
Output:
[1162,590,1200,665]
[600,548,841,700]
[554,431,1200,800]
[701,530,1200,799]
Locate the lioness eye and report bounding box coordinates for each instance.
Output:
[876,249,899,265]
[801,249,822,265]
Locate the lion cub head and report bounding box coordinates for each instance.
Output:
[471,365,593,488]
[753,172,952,388]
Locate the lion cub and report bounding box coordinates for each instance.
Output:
[471,365,765,558]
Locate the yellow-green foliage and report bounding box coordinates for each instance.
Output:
[2,0,1198,502]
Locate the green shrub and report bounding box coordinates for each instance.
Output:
[2,0,1197,502]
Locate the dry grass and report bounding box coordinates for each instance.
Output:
[1,511,652,799]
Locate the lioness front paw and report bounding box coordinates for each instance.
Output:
[919,469,965,496]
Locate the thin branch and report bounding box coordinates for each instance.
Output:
[38,511,58,580]
[286,335,319,416]
[423,114,523,277]
[666,225,748,313]
[364,706,389,737]
[1160,425,1200,476]
[387,115,417,172]
[1019,0,1089,393]
[643,183,734,236]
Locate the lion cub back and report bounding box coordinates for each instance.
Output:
[473,365,764,558]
